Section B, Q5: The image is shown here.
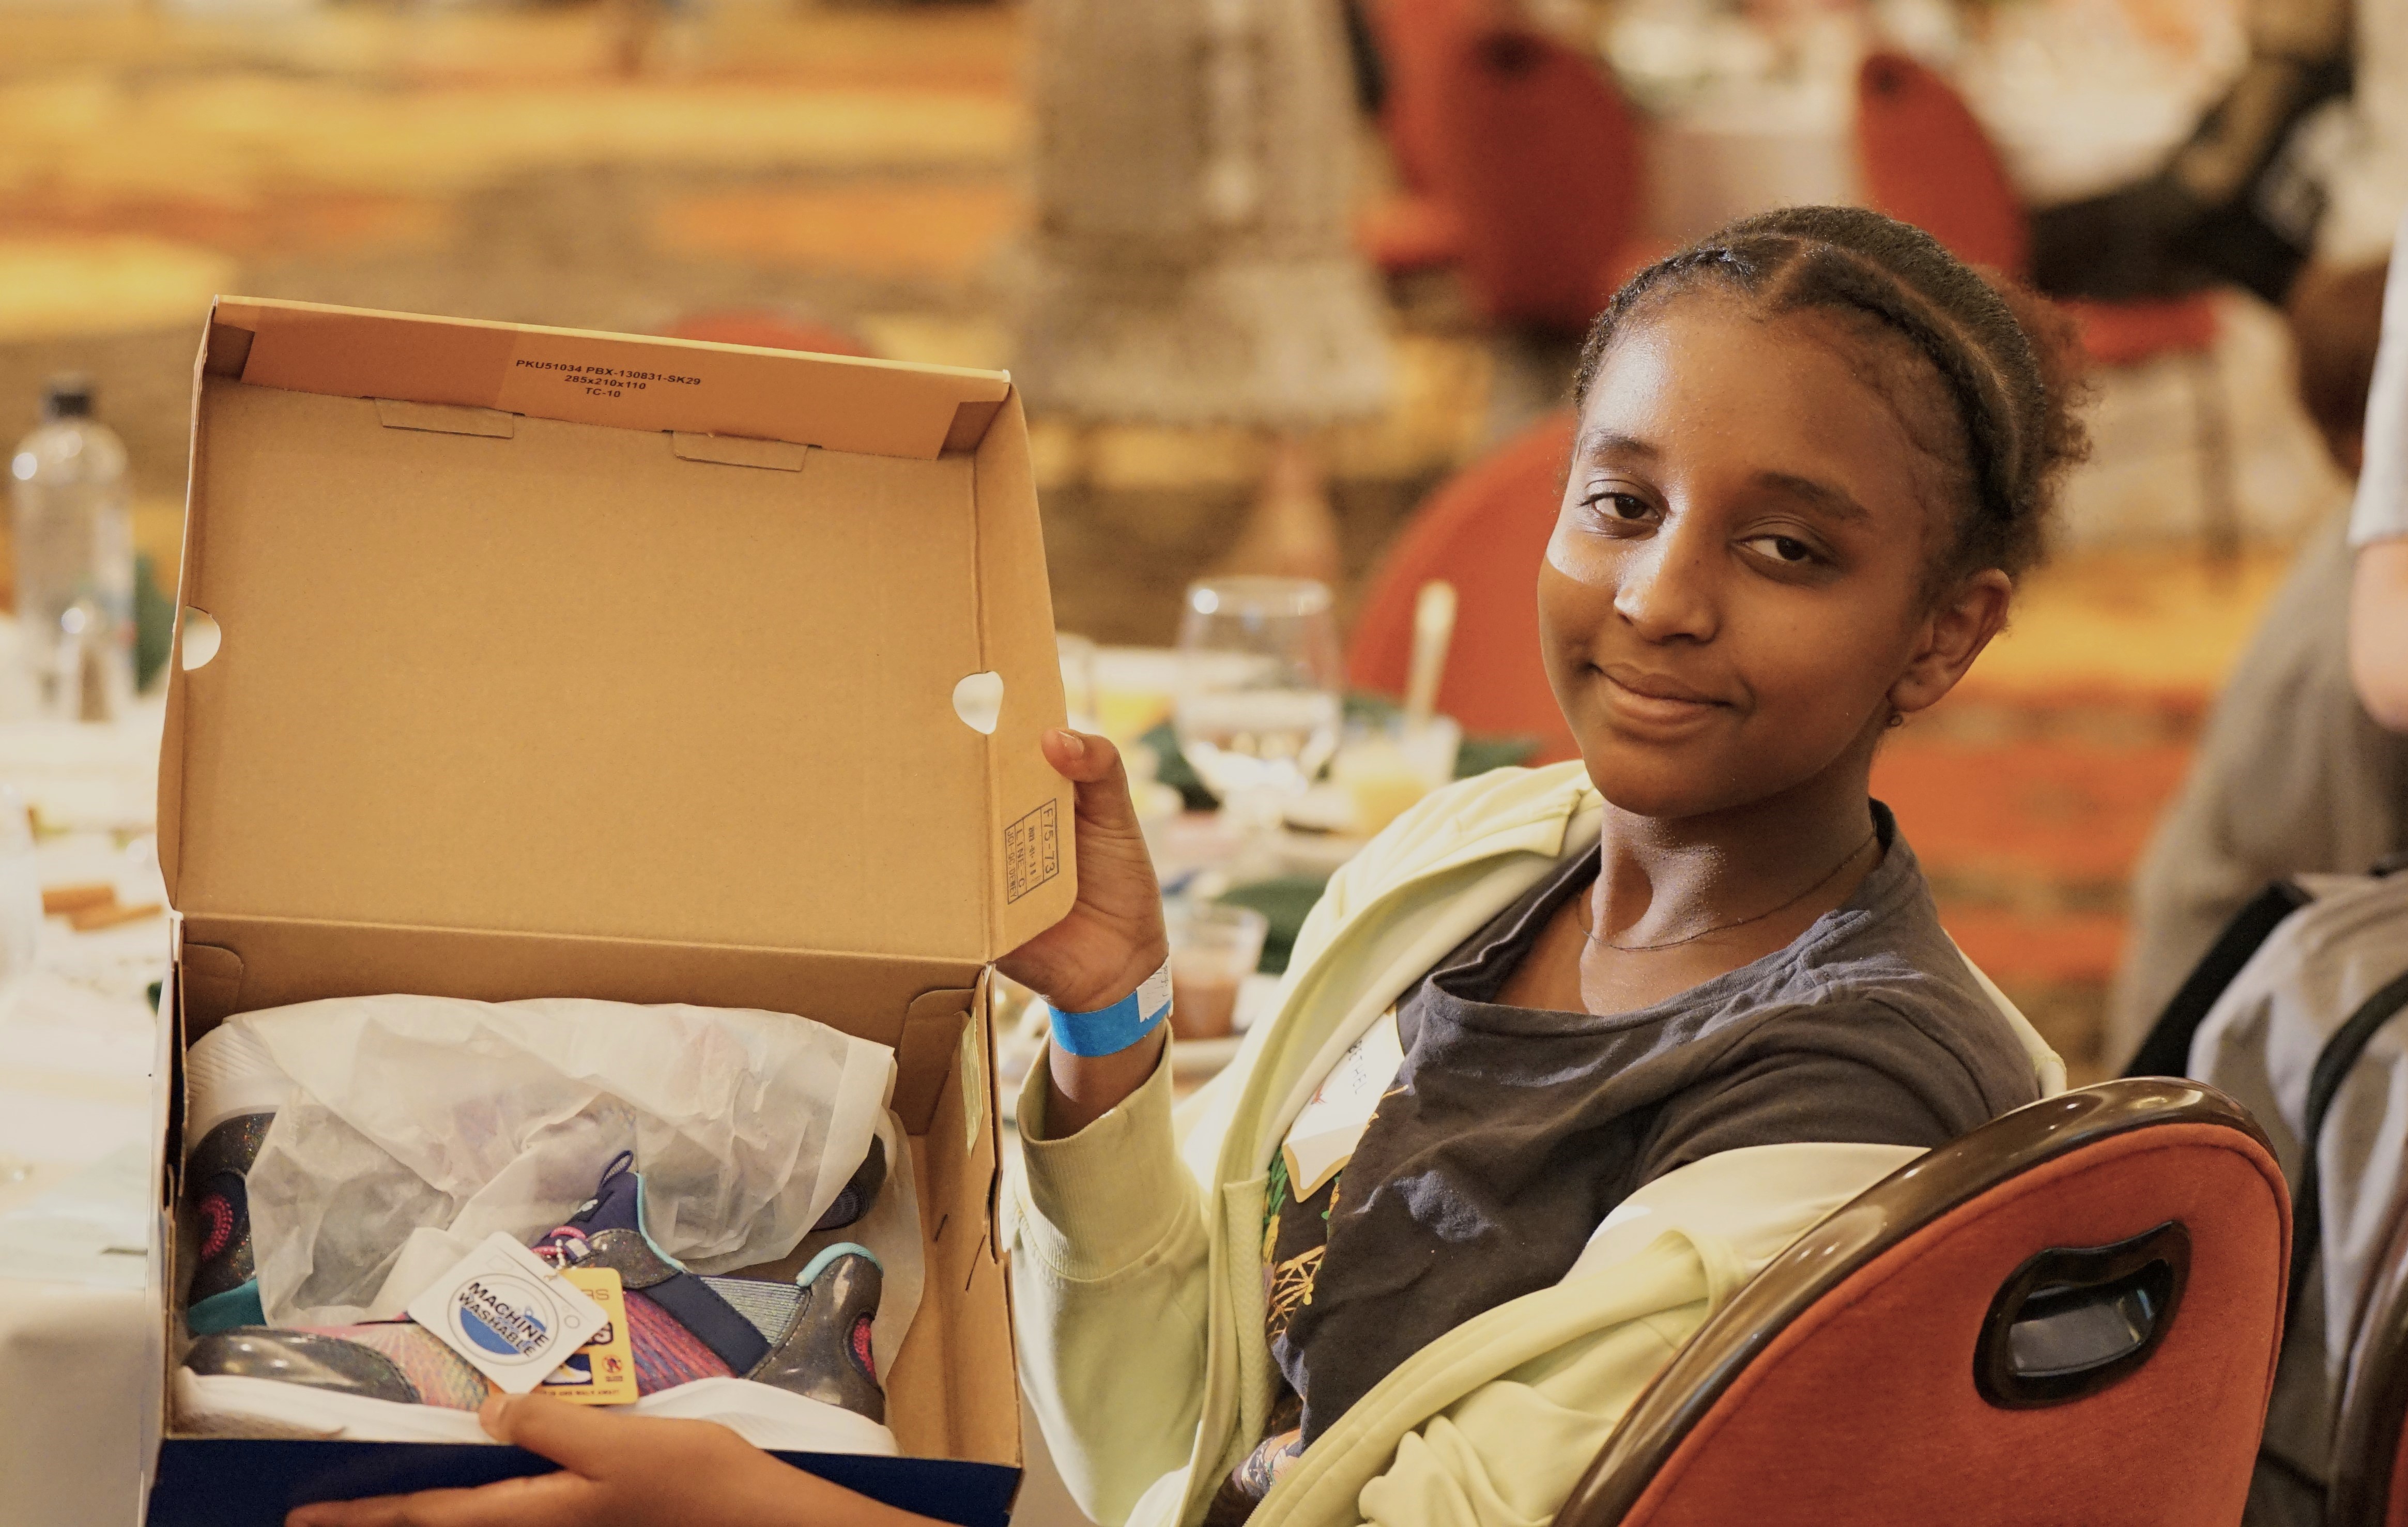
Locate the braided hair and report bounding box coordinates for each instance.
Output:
[1572,206,2090,583]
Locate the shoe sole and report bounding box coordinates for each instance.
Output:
[175,1370,898,1456]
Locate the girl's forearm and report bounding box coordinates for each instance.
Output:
[2353,539,2408,731]
[1041,1025,1168,1138]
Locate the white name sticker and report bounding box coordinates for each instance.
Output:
[1280,1007,1406,1199]
[1137,961,1173,1023]
[405,1232,609,1394]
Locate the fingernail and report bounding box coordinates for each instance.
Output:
[1054,729,1086,759]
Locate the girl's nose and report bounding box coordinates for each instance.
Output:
[1613,523,1720,643]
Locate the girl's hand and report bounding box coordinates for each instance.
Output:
[284,1393,927,1527]
[998,729,1169,1014]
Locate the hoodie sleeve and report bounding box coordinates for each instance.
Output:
[1010,1046,1213,1525]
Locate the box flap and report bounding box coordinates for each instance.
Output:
[161,299,1075,968]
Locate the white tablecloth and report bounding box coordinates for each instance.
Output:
[0,709,170,1527]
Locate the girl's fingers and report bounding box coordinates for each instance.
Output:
[477,1393,632,1476]
[1039,727,1116,782]
[1042,729,1147,839]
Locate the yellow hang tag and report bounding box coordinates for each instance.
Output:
[542,1266,638,1406]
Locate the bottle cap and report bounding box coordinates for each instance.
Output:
[41,377,93,421]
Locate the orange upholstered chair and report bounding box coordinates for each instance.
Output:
[1361,0,1472,276]
[1555,1079,2290,1526]
[2329,1192,2408,1523]
[1346,413,1578,762]
[1854,51,2240,561]
[1361,3,1658,327]
[1430,28,1658,331]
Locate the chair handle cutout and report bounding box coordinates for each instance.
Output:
[1975,1221,2189,1409]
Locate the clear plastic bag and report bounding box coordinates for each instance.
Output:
[231,996,905,1330]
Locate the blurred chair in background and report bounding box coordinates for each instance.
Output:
[1426,26,1660,334]
[1346,412,1576,763]
[1554,1080,2288,1527]
[1362,1,1658,332]
[1357,0,1470,279]
[1854,49,2240,564]
[1358,2,1660,445]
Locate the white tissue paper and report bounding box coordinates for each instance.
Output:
[228,995,907,1332]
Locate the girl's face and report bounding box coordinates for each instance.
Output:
[1539,298,2008,820]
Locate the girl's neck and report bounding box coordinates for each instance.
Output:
[1588,759,1880,951]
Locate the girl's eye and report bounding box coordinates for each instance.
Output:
[1582,491,1653,523]
[1743,534,1818,565]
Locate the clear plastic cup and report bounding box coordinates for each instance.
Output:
[1165,901,1269,1042]
[1332,714,1461,837]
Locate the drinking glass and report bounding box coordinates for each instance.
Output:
[1164,901,1270,1042]
[1173,577,1343,832]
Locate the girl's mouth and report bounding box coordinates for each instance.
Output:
[1597,667,1728,733]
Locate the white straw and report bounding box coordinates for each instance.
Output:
[1403,579,1457,731]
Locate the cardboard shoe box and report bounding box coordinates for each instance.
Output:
[141,299,1076,1526]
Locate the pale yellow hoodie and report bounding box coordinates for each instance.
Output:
[1009,763,2065,1527]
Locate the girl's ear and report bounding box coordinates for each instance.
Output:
[1890,568,2012,720]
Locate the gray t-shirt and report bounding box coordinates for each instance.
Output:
[1278,803,2039,1443]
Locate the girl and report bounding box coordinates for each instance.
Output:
[291,206,2088,1527]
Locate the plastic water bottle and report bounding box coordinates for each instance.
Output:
[9,377,133,721]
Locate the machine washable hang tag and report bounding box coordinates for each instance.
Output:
[405,1231,608,1394]
[1281,1007,1405,1199]
[541,1266,638,1406]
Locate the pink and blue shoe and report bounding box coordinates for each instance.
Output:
[177,1154,895,1455]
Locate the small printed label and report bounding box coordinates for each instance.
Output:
[1005,799,1061,903]
[542,1266,638,1406]
[405,1232,608,1395]
[509,356,703,404]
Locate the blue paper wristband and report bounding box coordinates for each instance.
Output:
[1047,960,1175,1057]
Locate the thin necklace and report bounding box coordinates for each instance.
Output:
[1586,828,1880,953]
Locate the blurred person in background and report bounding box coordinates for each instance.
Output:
[2030,0,2402,305]
[2107,255,2403,1065]
[2353,219,2408,736]
[1011,0,1393,583]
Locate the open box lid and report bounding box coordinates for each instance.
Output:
[159,298,1076,970]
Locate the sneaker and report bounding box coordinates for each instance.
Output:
[812,1136,886,1233]
[177,1154,895,1454]
[181,1024,294,1336]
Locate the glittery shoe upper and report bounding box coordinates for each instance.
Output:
[182,1113,274,1333]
